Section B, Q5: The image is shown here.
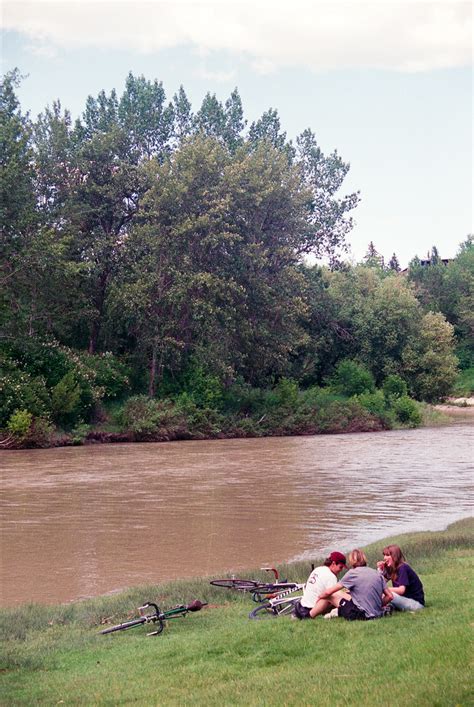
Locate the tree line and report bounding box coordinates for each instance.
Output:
[1,69,472,446]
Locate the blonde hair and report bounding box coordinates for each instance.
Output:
[348,549,367,568]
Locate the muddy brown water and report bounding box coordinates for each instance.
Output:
[1,424,473,606]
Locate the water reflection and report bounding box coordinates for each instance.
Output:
[1,424,473,606]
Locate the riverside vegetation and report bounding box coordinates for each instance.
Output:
[1,70,473,448]
[1,518,472,705]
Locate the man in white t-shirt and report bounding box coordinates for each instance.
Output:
[293,551,347,620]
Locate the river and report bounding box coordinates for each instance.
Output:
[1,423,473,606]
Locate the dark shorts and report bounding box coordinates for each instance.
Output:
[338,598,369,621]
[293,600,312,620]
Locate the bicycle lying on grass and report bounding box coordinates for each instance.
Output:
[248,584,305,619]
[210,566,301,602]
[100,600,207,637]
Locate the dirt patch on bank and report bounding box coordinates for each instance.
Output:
[434,397,474,416]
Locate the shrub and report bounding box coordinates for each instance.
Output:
[221,382,266,416]
[6,409,52,447]
[264,378,300,411]
[393,396,422,426]
[0,363,50,426]
[353,390,391,420]
[51,371,83,426]
[7,409,33,441]
[329,359,375,397]
[76,351,130,400]
[383,374,408,400]
[119,395,179,437]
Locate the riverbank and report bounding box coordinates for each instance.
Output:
[2,390,464,451]
[1,518,472,705]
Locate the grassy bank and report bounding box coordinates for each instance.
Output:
[1,519,473,705]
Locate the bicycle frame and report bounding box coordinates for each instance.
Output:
[100,600,207,637]
[248,583,305,619]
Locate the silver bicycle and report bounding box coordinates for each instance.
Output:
[248,583,305,619]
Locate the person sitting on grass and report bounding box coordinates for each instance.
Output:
[377,544,425,612]
[292,551,348,620]
[309,549,393,621]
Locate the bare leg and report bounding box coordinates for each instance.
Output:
[310,590,351,619]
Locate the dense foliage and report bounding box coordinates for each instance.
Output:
[1,70,471,446]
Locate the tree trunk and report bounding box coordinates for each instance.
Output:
[88,270,109,354]
[148,346,157,397]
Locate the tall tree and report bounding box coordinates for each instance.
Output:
[118,72,174,161]
[248,108,288,151]
[295,128,359,261]
[388,252,400,272]
[172,86,193,142]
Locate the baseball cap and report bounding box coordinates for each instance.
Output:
[328,551,347,568]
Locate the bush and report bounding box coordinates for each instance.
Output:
[6,409,52,447]
[452,367,474,397]
[158,360,224,410]
[353,390,391,420]
[6,409,33,441]
[383,374,408,400]
[51,371,83,426]
[264,378,300,410]
[118,395,179,437]
[0,362,50,426]
[329,359,375,397]
[76,351,130,400]
[393,396,422,426]
[221,382,266,416]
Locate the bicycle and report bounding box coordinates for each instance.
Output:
[248,584,305,620]
[99,600,207,637]
[210,566,300,601]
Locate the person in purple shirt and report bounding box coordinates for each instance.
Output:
[377,544,425,611]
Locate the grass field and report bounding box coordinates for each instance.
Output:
[1,518,473,705]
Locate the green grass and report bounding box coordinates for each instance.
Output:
[1,519,473,705]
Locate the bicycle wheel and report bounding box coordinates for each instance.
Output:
[100,617,146,634]
[210,579,259,590]
[248,603,279,620]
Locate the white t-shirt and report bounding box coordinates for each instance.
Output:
[300,565,338,608]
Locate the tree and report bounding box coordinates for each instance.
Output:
[118,72,174,161]
[0,70,50,339]
[320,265,422,384]
[113,136,318,392]
[248,108,288,152]
[402,311,458,401]
[195,92,227,141]
[364,241,385,269]
[68,127,149,352]
[172,86,193,142]
[295,129,359,261]
[388,253,400,272]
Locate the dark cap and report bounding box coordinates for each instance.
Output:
[328,551,347,568]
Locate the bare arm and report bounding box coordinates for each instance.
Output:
[382,587,394,606]
[318,582,344,601]
[390,585,405,596]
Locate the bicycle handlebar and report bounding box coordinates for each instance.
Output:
[260,567,279,580]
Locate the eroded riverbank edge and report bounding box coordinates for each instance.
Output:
[2,400,472,451]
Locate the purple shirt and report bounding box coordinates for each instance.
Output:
[393,563,425,605]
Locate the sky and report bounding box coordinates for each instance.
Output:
[2,0,473,268]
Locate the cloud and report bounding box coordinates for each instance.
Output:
[2,0,472,73]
